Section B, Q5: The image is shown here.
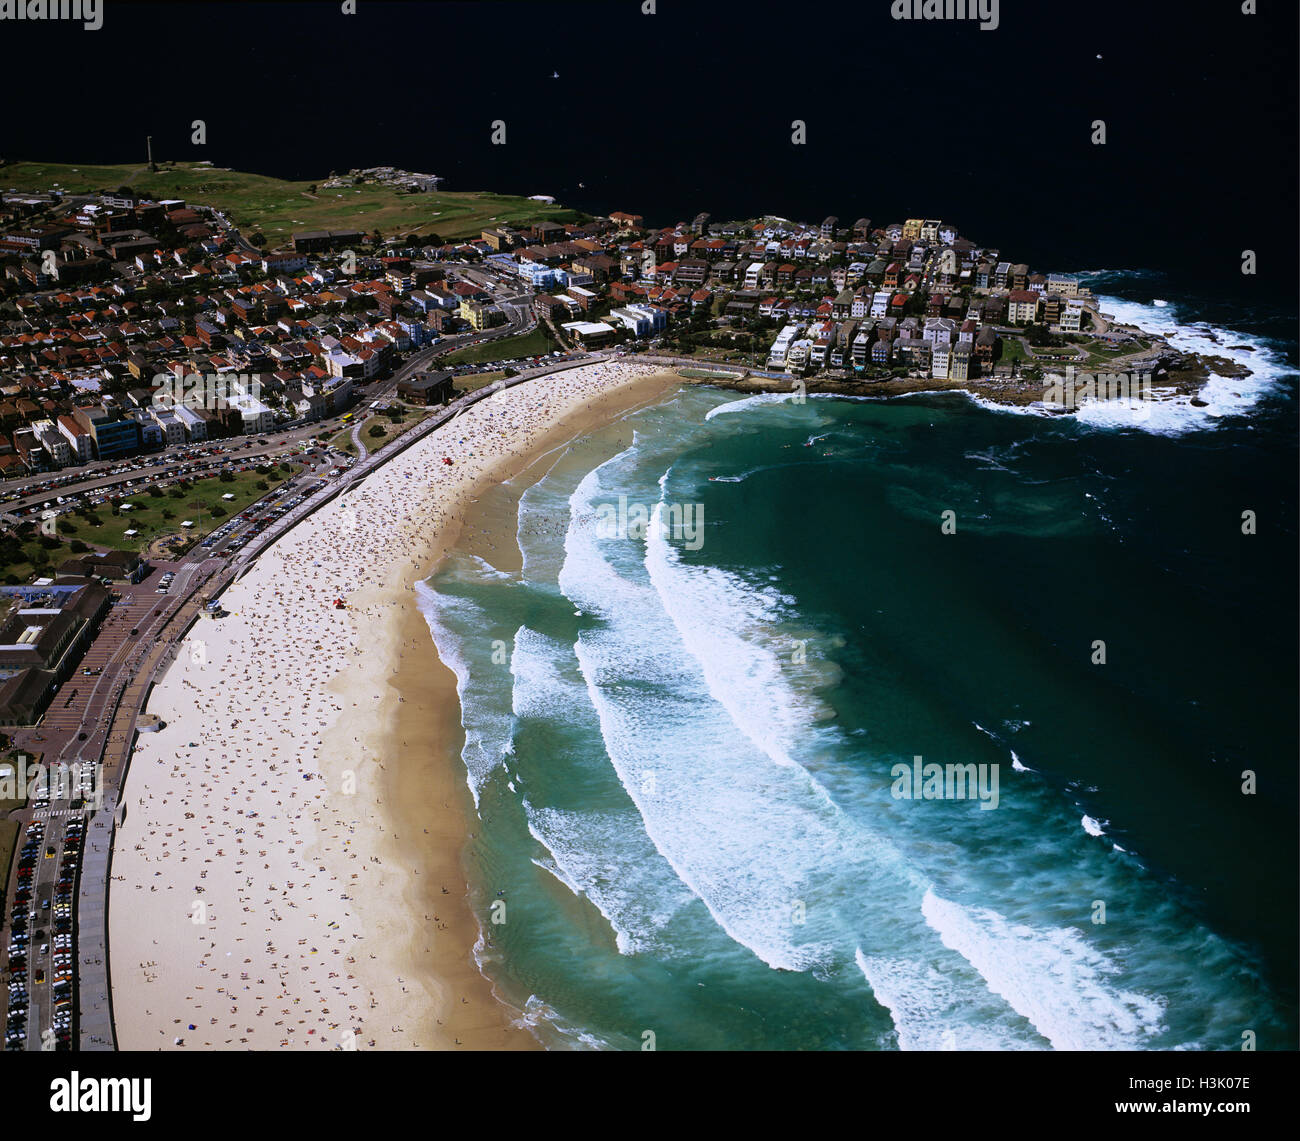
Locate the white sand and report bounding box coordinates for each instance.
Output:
[108,360,675,1050]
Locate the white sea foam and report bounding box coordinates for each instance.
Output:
[510,625,588,722]
[1082,814,1107,837]
[855,949,1042,1051]
[921,889,1166,1050]
[1074,292,1291,433]
[704,392,798,420]
[415,574,515,806]
[526,806,694,955]
[512,994,614,1050]
[645,500,829,771]
[703,391,856,421]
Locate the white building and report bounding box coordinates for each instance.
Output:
[173,404,208,441]
[923,317,956,346]
[767,324,803,369]
[930,342,952,379]
[31,419,71,468]
[150,407,187,446]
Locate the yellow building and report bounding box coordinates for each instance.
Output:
[902,218,924,241]
[460,297,505,330]
[951,347,971,381]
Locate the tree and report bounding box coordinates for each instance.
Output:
[367,423,386,439]
[219,470,234,482]
[69,540,87,553]
[210,505,227,518]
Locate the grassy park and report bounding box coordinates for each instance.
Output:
[0,467,300,582]
[1,160,584,247]
[442,327,555,366]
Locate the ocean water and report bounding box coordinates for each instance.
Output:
[419,283,1298,1050]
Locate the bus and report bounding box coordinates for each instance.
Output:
[341,412,354,423]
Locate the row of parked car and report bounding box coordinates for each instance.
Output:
[6,814,83,1050]
[198,479,317,553]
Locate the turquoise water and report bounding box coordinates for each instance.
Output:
[420,294,1297,1050]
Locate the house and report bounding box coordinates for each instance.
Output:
[923,317,956,346]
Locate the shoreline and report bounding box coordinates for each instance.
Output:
[108,359,680,1050]
[364,365,682,1048]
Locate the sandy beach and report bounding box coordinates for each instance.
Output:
[108,359,681,1050]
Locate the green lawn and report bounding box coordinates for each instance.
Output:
[0,751,37,816]
[55,466,300,556]
[329,426,359,456]
[998,337,1031,364]
[453,370,507,394]
[0,750,34,893]
[441,327,555,366]
[357,406,436,450]
[0,161,585,246]
[1077,339,1140,368]
[0,820,17,911]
